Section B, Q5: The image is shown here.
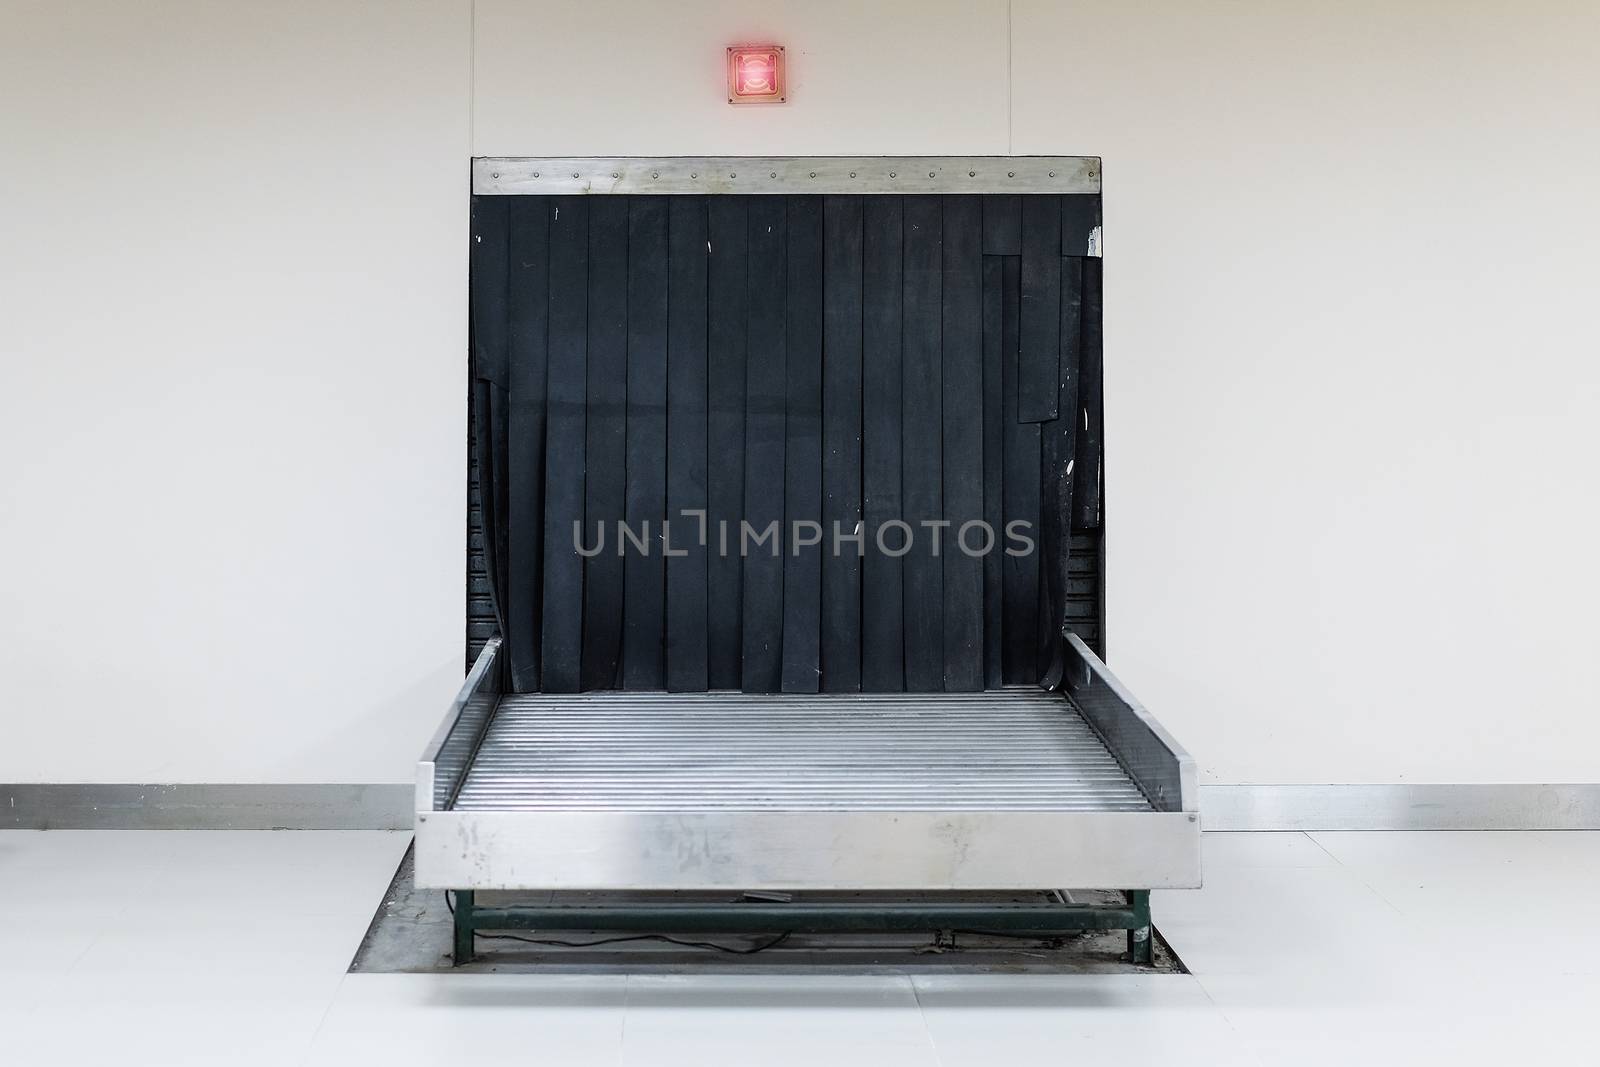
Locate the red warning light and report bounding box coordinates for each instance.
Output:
[728,45,785,104]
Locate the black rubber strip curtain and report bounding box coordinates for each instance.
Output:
[469,193,1103,694]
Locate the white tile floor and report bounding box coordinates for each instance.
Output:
[2,829,1597,1065]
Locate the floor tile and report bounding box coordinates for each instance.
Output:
[1192,967,1600,1067]
[1199,830,1338,869]
[1190,971,1448,1067]
[1155,863,1422,977]
[1309,830,1600,876]
[0,829,176,873]
[305,973,628,1066]
[0,926,98,1012]
[0,835,163,924]
[0,830,409,929]
[620,974,939,1067]
[1310,831,1600,974]
[913,973,1250,1066]
[11,971,339,1067]
[64,913,372,978]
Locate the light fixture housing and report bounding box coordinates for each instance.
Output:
[727,45,785,104]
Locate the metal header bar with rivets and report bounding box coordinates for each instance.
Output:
[472,157,1100,196]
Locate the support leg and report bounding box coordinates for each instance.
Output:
[1125,890,1152,965]
[453,890,476,966]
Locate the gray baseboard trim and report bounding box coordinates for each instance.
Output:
[6,782,1599,832]
[2,784,412,830]
[1201,784,1600,831]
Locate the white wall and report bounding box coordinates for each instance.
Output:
[473,0,1009,156]
[0,0,472,781]
[2,0,1597,784]
[1009,0,1600,783]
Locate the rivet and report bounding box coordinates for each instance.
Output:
[1008,171,1015,177]
[849,172,856,178]
[691,172,698,178]
[730,172,736,178]
[611,172,619,178]
[1049,171,1056,177]
[889,172,897,178]
[968,170,976,177]
[928,171,935,178]
[532,171,540,178]
[652,172,659,179]
[810,172,817,178]
[491,172,499,179]
[770,172,777,178]
[572,172,579,178]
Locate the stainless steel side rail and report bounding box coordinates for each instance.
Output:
[1060,633,1198,814]
[413,633,1202,898]
[415,637,501,814]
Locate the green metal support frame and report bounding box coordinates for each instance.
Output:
[450,889,1155,966]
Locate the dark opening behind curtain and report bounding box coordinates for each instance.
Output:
[468,193,1103,693]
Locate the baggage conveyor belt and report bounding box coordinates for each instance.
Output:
[416,634,1200,964]
[452,691,1154,813]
